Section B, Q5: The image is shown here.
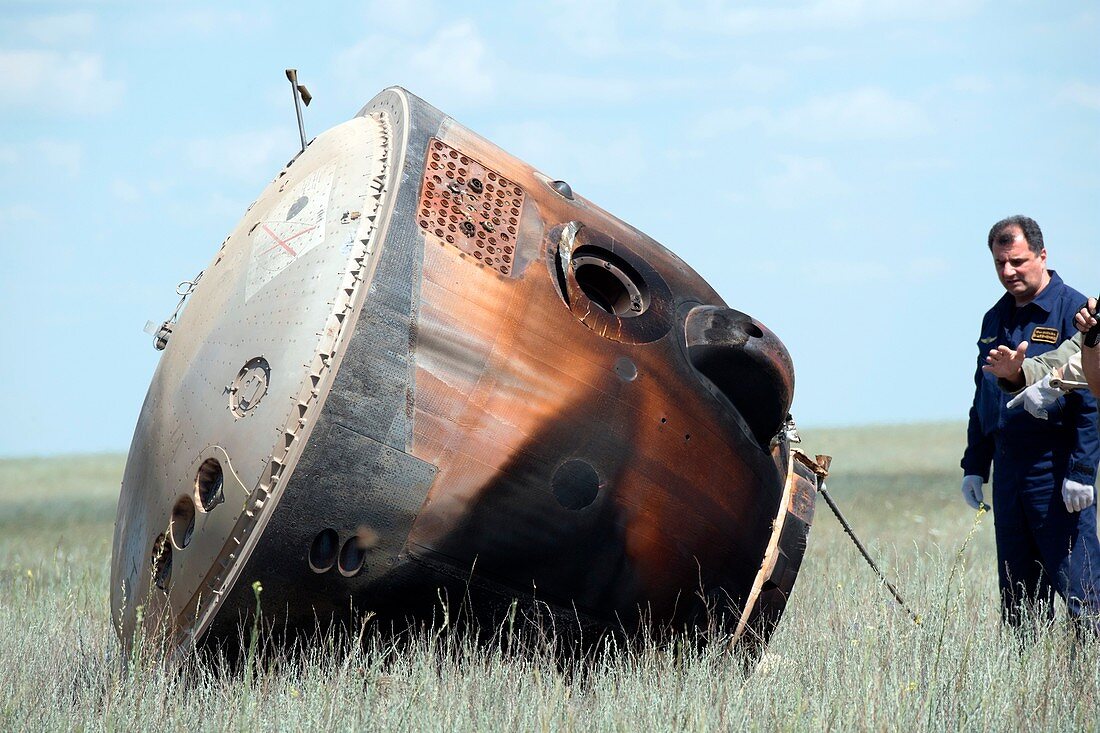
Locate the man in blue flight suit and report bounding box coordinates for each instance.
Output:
[960,215,1100,633]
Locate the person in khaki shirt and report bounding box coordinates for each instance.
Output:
[984,297,1100,403]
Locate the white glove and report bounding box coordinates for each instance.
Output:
[1062,479,1095,513]
[961,475,985,510]
[1006,374,1064,420]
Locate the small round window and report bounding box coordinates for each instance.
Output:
[195,458,225,511]
[571,247,649,318]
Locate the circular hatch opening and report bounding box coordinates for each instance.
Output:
[151,533,173,591]
[309,529,339,573]
[338,537,366,577]
[552,459,602,510]
[195,458,225,511]
[170,495,196,549]
[230,357,271,417]
[572,247,649,317]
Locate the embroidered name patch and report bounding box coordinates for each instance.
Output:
[1031,326,1059,344]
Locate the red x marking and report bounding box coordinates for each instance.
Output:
[261,223,318,257]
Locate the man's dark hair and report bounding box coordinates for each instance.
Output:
[988,215,1044,254]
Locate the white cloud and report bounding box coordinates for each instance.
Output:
[110,179,141,204]
[0,139,82,178]
[692,105,773,139]
[538,0,626,57]
[168,9,256,34]
[723,63,788,92]
[1058,82,1100,111]
[335,21,494,111]
[905,257,949,281]
[692,87,930,141]
[491,119,647,190]
[782,45,841,63]
[531,74,645,104]
[36,140,83,177]
[760,155,847,208]
[799,258,891,284]
[791,87,931,140]
[797,255,949,287]
[885,156,955,173]
[17,12,97,44]
[513,72,702,108]
[360,0,442,30]
[170,192,252,224]
[0,50,123,115]
[183,128,293,183]
[697,0,985,35]
[665,147,705,163]
[121,9,267,40]
[949,75,993,94]
[107,177,173,205]
[334,14,702,113]
[0,203,41,224]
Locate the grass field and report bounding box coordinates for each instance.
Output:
[2,423,1098,731]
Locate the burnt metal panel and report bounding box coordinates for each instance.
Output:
[417,138,523,277]
[204,422,437,639]
[115,85,822,663]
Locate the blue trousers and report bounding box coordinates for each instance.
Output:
[993,477,1100,633]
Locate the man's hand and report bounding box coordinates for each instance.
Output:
[983,340,1028,385]
[1062,478,1095,513]
[1078,296,1100,397]
[1073,297,1098,335]
[961,475,985,510]
[1005,374,1064,419]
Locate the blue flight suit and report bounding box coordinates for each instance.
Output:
[961,271,1100,630]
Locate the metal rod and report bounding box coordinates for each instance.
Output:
[818,481,922,624]
[286,68,306,153]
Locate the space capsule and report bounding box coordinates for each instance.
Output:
[111,87,826,658]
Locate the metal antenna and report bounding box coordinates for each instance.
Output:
[285,69,312,153]
[818,480,922,624]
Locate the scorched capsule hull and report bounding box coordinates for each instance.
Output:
[110,87,822,659]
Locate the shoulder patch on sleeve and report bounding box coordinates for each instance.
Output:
[1031,326,1059,344]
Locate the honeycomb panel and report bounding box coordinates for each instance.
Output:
[417,138,524,277]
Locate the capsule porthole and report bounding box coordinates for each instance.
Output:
[551,459,601,510]
[170,495,196,549]
[572,247,649,317]
[151,533,173,591]
[195,458,225,512]
[338,537,366,577]
[309,529,339,573]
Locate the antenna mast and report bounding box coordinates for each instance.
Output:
[285,68,312,153]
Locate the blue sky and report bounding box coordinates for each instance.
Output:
[1,1,1098,456]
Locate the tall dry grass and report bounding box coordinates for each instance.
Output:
[1,424,1097,731]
